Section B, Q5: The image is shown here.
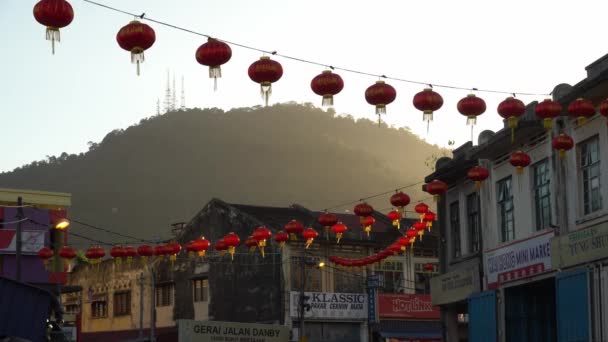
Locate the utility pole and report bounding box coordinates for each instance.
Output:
[299,254,306,342]
[138,273,144,340]
[16,196,23,282]
[150,265,156,342]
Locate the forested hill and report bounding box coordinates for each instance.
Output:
[0,103,444,243]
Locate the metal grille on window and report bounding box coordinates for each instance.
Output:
[193,278,208,302]
[113,291,131,316]
[467,192,480,253]
[580,136,602,215]
[155,284,174,307]
[498,177,515,242]
[450,201,461,258]
[533,160,551,230]
[376,259,404,293]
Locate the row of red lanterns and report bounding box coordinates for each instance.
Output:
[33,1,608,127]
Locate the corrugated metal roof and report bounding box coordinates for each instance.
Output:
[0,277,59,342]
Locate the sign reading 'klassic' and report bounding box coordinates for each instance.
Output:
[289,292,368,320]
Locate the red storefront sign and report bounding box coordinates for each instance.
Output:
[379,294,440,319]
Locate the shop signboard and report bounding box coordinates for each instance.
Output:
[289,291,367,320]
[484,230,554,289]
[178,320,289,342]
[0,230,45,254]
[552,221,608,269]
[379,294,440,319]
[430,265,479,306]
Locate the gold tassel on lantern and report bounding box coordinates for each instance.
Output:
[516,166,524,175]
[278,241,286,249]
[305,238,314,249]
[197,250,206,258]
[543,118,553,131]
[258,240,267,258]
[130,47,145,76]
[170,254,177,263]
[141,256,148,266]
[507,116,518,143]
[228,246,236,261]
[260,82,272,107]
[418,229,425,241]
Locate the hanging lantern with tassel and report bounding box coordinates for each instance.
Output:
[246,236,258,253]
[405,229,418,247]
[195,38,232,90]
[110,245,126,265]
[318,211,338,238]
[467,166,489,191]
[274,231,289,249]
[33,0,74,54]
[568,98,595,126]
[413,88,443,132]
[116,20,156,76]
[253,226,272,257]
[424,211,436,232]
[414,221,427,240]
[166,242,181,263]
[214,240,227,257]
[414,203,429,222]
[510,151,531,175]
[248,56,283,106]
[457,94,486,140]
[38,247,54,267]
[185,241,195,258]
[498,97,525,143]
[425,179,448,202]
[387,210,402,229]
[331,222,348,243]
[397,236,410,252]
[192,237,211,257]
[359,216,375,237]
[535,98,562,131]
[390,191,411,215]
[58,246,76,271]
[223,232,241,261]
[311,70,344,107]
[552,133,574,160]
[285,219,304,241]
[365,80,397,125]
[137,245,154,264]
[124,246,137,265]
[302,228,318,249]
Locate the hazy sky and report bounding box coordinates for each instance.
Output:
[1,0,606,172]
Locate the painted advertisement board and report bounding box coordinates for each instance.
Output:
[289,291,367,320]
[379,294,440,319]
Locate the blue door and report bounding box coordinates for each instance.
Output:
[469,290,497,342]
[556,268,590,342]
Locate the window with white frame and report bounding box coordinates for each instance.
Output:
[533,159,551,230]
[466,192,480,254]
[497,177,515,242]
[579,136,602,215]
[450,201,461,258]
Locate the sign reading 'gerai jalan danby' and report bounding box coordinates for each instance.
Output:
[289,291,367,320]
[178,320,289,342]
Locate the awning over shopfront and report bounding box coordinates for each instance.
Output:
[378,320,442,340]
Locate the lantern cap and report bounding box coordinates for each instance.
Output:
[260,56,270,60]
[376,80,385,84]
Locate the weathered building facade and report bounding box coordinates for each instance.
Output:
[428,54,608,342]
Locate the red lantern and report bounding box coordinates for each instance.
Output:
[331,222,348,243]
[425,179,448,202]
[424,211,436,232]
[397,236,410,252]
[354,202,374,217]
[387,210,402,229]
[245,236,258,253]
[58,246,76,270]
[110,245,126,265]
[535,98,562,130]
[124,246,137,265]
[510,151,531,175]
[137,244,154,264]
[195,38,232,90]
[116,20,156,76]
[457,94,486,126]
[248,56,283,106]
[223,232,241,261]
[86,246,102,265]
[467,166,489,190]
[414,221,427,240]
[185,241,195,258]
[214,240,227,256]
[166,242,182,263]
[38,247,54,266]
[33,0,74,54]
[274,231,289,249]
[424,263,435,272]
[359,216,375,236]
[253,226,272,257]
[568,98,595,126]
[599,98,608,124]
[388,243,402,256]
[311,70,344,107]
[318,212,338,228]
[413,88,444,128]
[285,219,304,240]
[191,237,211,257]
[414,203,429,221]
[390,191,411,214]
[365,80,397,125]
[405,229,417,246]
[498,97,526,142]
[552,133,574,160]
[301,228,318,249]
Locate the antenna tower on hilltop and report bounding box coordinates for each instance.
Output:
[163,69,172,113]
[180,76,186,110]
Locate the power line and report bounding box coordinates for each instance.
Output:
[321,180,426,212]
[81,0,550,97]
[70,219,157,243]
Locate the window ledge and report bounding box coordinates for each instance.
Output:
[448,253,480,265]
[575,210,608,227]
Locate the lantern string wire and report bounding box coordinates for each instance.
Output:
[81,0,550,96]
[320,180,425,212]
